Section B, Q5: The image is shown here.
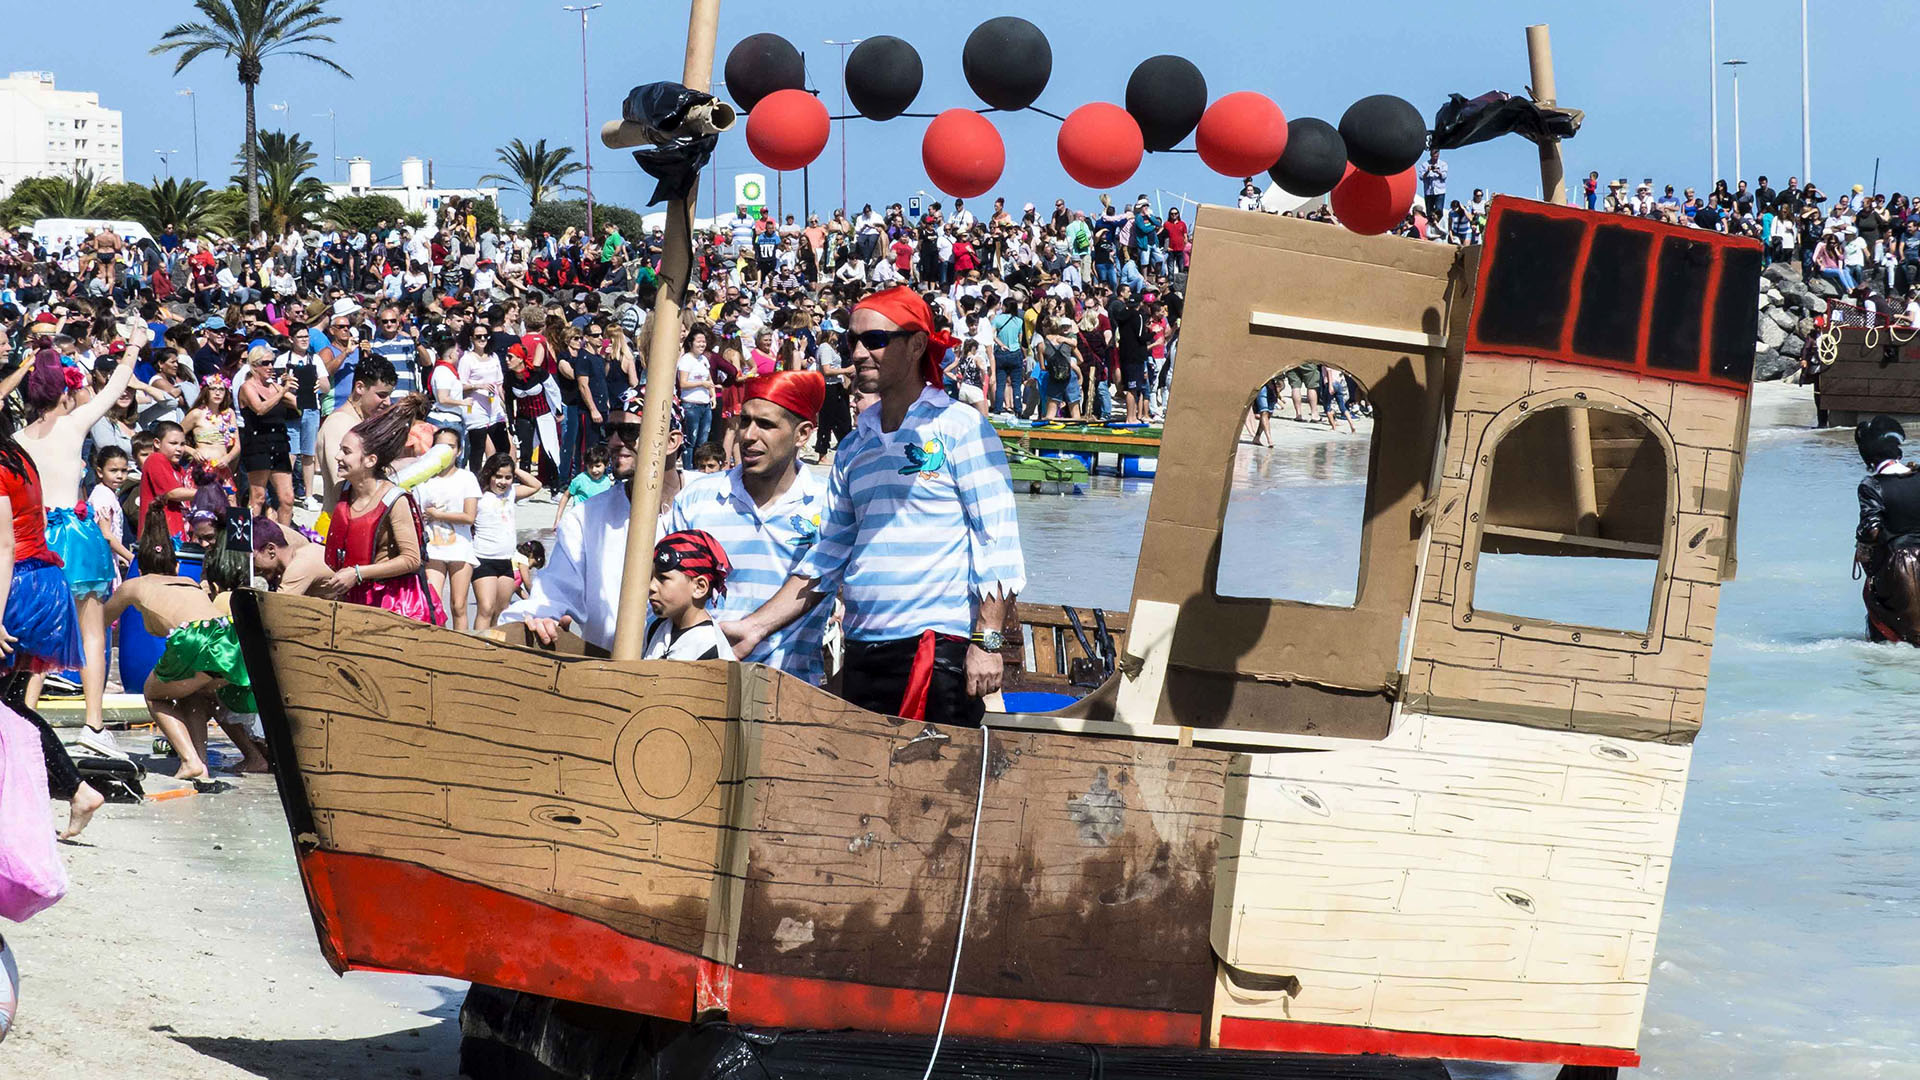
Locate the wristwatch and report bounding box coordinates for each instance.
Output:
[970,629,1006,652]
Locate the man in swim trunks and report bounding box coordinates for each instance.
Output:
[103,533,266,778]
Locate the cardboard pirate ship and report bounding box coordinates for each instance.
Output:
[234,196,1758,1075]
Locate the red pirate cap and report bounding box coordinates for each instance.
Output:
[851,285,958,385]
[656,529,732,596]
[744,369,826,422]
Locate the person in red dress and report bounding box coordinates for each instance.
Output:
[315,395,446,625]
[0,419,105,839]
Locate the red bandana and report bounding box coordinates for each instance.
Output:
[744,370,826,422]
[852,285,960,385]
[656,529,732,597]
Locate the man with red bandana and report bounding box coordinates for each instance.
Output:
[725,286,1026,725]
[666,370,834,685]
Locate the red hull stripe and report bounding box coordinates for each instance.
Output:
[302,849,702,1019]
[301,850,1201,1047]
[1217,1016,1641,1068]
[301,850,1634,1066]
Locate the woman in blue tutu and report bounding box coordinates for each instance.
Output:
[17,343,140,760]
[0,356,106,840]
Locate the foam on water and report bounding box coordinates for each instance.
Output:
[1014,423,1917,1077]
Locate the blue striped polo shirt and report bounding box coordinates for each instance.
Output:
[666,465,832,686]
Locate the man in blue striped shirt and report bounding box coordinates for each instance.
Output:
[725,286,1025,725]
[666,371,832,685]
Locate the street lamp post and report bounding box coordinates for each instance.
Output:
[154,149,178,178]
[824,38,863,214]
[563,3,604,241]
[1800,0,1812,181]
[314,109,339,180]
[177,88,199,178]
[1708,0,1719,184]
[1724,59,1748,186]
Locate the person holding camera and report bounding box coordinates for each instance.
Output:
[240,343,299,525]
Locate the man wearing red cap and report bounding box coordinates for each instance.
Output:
[666,369,833,685]
[726,286,1026,725]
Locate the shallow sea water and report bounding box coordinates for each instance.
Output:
[1013,422,1920,1079]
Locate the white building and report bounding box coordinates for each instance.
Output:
[326,157,498,218]
[0,71,124,197]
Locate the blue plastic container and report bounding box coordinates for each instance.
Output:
[1000,691,1079,714]
[117,550,203,692]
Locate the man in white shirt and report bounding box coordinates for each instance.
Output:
[504,390,685,650]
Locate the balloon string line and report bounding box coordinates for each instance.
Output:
[823,106,1071,123]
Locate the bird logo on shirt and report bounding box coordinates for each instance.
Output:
[789,510,821,548]
[900,435,947,476]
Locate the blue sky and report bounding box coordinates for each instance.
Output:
[15,0,1909,220]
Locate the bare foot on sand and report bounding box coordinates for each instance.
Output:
[173,763,210,782]
[60,783,105,840]
[237,754,272,774]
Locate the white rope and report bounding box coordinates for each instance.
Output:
[920,723,990,1080]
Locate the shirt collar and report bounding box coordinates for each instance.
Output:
[855,385,950,440]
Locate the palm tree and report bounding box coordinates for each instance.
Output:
[481,138,585,209]
[151,0,350,234]
[132,177,233,238]
[231,129,320,187]
[231,130,328,233]
[11,171,105,221]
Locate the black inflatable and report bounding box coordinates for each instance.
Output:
[1268,117,1347,197]
[1125,55,1207,152]
[845,35,923,121]
[723,33,805,113]
[1339,93,1426,175]
[962,16,1052,111]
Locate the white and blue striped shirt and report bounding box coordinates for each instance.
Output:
[668,466,833,685]
[797,386,1026,642]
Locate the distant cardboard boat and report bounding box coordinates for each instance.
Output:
[236,197,1761,1077]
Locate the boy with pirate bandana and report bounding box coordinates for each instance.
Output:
[644,530,735,661]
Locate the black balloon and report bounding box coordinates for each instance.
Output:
[1125,55,1207,152]
[1339,94,1427,176]
[845,35,922,121]
[1268,118,1347,197]
[724,33,805,113]
[962,16,1052,111]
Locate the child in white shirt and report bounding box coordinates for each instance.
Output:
[643,530,737,661]
[86,446,134,581]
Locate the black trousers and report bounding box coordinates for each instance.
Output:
[815,383,852,454]
[841,634,984,728]
[467,421,510,471]
[6,670,79,800]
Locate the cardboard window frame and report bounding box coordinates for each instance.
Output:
[1450,388,1677,652]
[1212,364,1367,610]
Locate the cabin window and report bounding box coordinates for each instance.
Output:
[1463,403,1670,638]
[1215,365,1368,607]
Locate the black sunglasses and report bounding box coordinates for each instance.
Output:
[607,421,642,444]
[851,328,914,351]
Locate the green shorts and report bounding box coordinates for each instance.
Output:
[1283,365,1322,390]
[152,617,256,714]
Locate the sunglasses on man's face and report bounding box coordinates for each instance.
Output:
[851,328,913,351]
[607,421,643,444]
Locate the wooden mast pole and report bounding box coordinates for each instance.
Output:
[1526,23,1599,537]
[611,0,723,660]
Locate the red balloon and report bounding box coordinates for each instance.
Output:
[1194,91,1288,178]
[1056,102,1144,190]
[922,108,1005,198]
[1330,164,1417,235]
[745,88,830,171]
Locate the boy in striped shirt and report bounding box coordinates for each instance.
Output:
[725,287,1025,726]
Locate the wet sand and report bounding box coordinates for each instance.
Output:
[4,747,465,1079]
